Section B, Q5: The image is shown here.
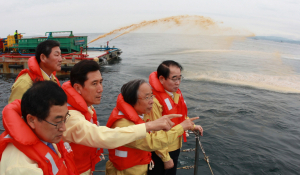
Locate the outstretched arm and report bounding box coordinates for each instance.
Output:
[63,110,180,149]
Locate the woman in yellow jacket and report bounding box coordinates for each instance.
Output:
[106,79,199,175]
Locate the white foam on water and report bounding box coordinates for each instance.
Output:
[172,49,237,54]
[184,71,300,93]
[281,54,300,61]
[171,49,275,56]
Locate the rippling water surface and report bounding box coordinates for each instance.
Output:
[1,33,300,174]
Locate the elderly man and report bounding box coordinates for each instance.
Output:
[8,40,62,103]
[0,81,78,175]
[61,60,179,175]
[105,79,199,175]
[145,60,204,175]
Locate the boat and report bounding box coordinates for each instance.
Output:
[0,31,122,75]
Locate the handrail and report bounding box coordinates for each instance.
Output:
[45,31,74,38]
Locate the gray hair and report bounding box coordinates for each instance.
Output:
[121,79,146,106]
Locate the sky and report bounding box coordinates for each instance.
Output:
[1,0,300,39]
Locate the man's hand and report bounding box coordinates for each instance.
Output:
[193,125,203,136]
[179,117,199,131]
[164,159,174,170]
[145,114,182,132]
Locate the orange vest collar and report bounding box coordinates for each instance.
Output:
[15,56,60,86]
[2,100,39,145]
[149,71,165,92]
[116,94,145,124]
[62,81,88,114]
[28,56,57,77]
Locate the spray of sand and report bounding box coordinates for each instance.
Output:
[88,15,244,44]
[88,24,138,44]
[111,15,217,40]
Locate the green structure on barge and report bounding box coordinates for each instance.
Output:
[14,31,87,53]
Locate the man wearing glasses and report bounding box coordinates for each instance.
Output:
[145,60,204,175]
[0,81,78,175]
[105,79,198,175]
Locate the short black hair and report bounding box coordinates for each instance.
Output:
[70,60,101,87]
[121,79,146,106]
[21,81,67,122]
[35,40,60,64]
[157,60,183,79]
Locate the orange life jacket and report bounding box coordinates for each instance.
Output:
[0,100,78,175]
[16,56,61,86]
[61,81,103,174]
[149,71,188,142]
[106,94,152,171]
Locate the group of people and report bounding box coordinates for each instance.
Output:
[0,40,203,175]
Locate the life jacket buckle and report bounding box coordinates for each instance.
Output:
[148,160,155,170]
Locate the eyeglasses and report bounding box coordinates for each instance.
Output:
[168,76,184,82]
[43,113,71,129]
[138,95,155,101]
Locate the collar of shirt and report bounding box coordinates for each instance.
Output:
[40,68,52,79]
[88,106,95,117]
[165,90,174,99]
[41,140,58,155]
[40,140,48,146]
[139,114,144,120]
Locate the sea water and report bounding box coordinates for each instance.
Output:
[0,33,300,175]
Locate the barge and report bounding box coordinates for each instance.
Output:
[0,31,122,75]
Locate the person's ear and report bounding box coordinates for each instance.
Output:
[27,114,37,129]
[159,75,165,84]
[40,53,47,63]
[73,83,83,95]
